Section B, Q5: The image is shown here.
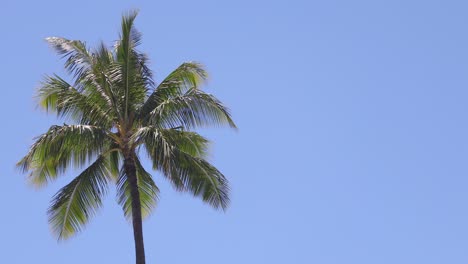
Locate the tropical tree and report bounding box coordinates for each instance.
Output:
[17,11,236,264]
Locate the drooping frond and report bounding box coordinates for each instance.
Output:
[117,156,159,220]
[48,156,111,240]
[38,75,114,126]
[138,62,207,119]
[141,127,229,209]
[17,125,110,187]
[156,149,229,210]
[145,87,236,129]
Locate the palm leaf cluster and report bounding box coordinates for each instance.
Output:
[17,11,236,240]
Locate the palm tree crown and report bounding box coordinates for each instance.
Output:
[17,11,235,264]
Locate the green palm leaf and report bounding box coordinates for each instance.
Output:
[147,87,236,129]
[17,125,110,187]
[48,156,111,239]
[141,127,229,209]
[138,62,207,119]
[113,10,150,118]
[38,75,114,126]
[132,126,210,158]
[45,37,93,80]
[46,37,121,123]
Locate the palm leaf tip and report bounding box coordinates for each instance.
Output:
[179,158,231,210]
[45,36,65,49]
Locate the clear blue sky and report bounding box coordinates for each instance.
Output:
[2,0,468,263]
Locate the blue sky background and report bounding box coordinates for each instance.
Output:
[2,0,468,263]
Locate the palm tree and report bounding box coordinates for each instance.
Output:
[17,11,236,264]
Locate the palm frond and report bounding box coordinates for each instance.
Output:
[146,87,236,129]
[45,37,92,80]
[132,126,210,158]
[113,10,149,118]
[46,37,124,123]
[117,156,159,220]
[38,75,114,126]
[17,125,110,187]
[138,62,207,119]
[48,156,111,240]
[142,128,229,209]
[83,42,119,114]
[135,51,154,90]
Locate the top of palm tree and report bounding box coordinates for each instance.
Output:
[17,10,236,240]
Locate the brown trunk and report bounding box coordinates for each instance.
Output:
[123,153,146,264]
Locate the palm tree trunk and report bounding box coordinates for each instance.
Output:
[124,154,146,264]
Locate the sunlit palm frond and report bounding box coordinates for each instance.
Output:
[46,37,121,122]
[93,43,122,111]
[17,125,110,187]
[81,42,118,112]
[146,87,236,129]
[158,148,229,210]
[138,62,207,119]
[45,37,92,80]
[38,75,114,126]
[48,155,111,240]
[132,126,210,158]
[142,127,229,209]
